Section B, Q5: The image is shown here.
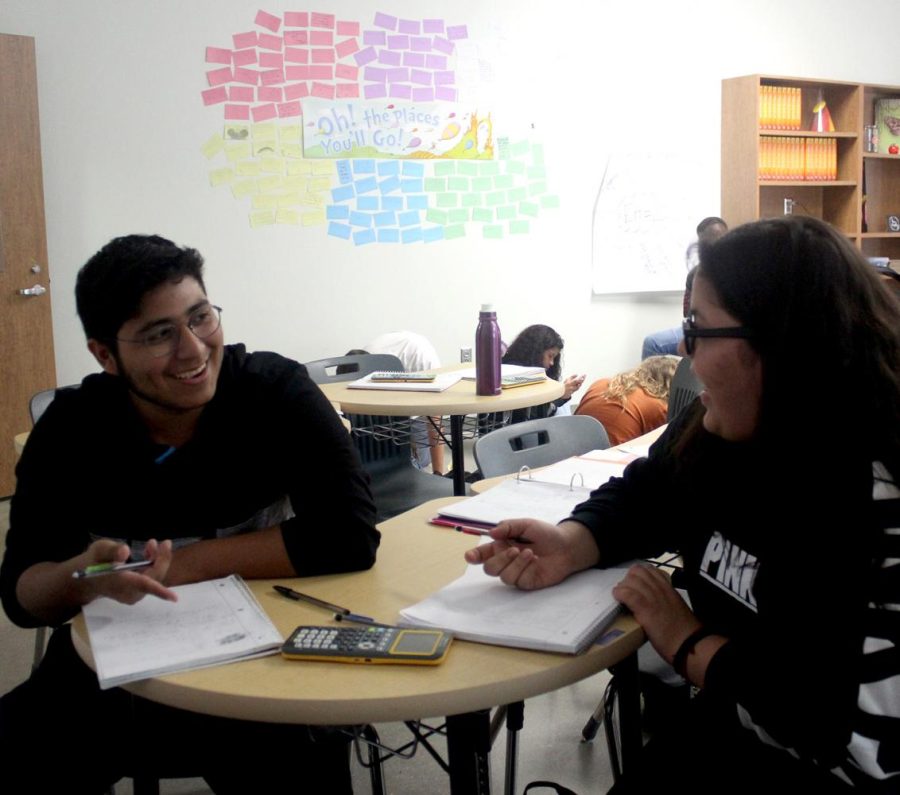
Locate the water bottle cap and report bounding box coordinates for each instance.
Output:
[480,303,494,312]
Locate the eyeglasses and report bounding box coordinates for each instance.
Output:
[116,305,223,357]
[681,314,753,356]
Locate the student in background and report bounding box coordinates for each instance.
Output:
[502,324,585,422]
[575,355,679,446]
[467,216,900,792]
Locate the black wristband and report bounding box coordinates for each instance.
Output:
[672,627,715,679]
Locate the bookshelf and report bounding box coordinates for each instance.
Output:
[721,75,900,261]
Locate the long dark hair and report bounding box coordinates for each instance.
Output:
[503,324,564,380]
[697,216,900,478]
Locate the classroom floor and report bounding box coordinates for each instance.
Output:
[0,442,618,794]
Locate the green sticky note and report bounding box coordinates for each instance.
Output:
[448,208,469,223]
[510,140,530,157]
[425,177,446,192]
[510,219,530,234]
[457,161,478,176]
[527,166,546,180]
[540,194,561,209]
[531,143,544,165]
[471,176,492,191]
[506,160,526,175]
[529,181,547,196]
[447,176,469,191]
[483,224,503,239]
[480,161,500,177]
[436,192,458,207]
[496,205,516,220]
[462,192,483,207]
[494,174,514,190]
[507,187,527,202]
[444,224,466,239]
[472,207,493,223]
[426,208,448,225]
[519,201,540,218]
[434,161,456,176]
[486,191,506,207]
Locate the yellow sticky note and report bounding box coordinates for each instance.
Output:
[300,192,325,207]
[225,141,252,162]
[253,122,278,142]
[283,175,308,190]
[252,194,279,209]
[281,143,304,159]
[310,160,333,176]
[236,161,261,176]
[258,175,284,192]
[286,160,313,176]
[308,177,331,192]
[301,209,327,226]
[280,126,302,143]
[201,134,224,159]
[276,209,300,225]
[249,210,276,228]
[277,191,303,206]
[260,157,285,174]
[232,179,258,198]
[209,168,234,187]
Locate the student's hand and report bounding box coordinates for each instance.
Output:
[562,374,586,399]
[78,538,177,606]
[464,518,599,590]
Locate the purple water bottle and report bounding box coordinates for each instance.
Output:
[475,304,501,396]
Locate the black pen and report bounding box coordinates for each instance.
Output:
[274,585,350,616]
[454,526,532,545]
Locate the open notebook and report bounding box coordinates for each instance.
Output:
[83,574,282,689]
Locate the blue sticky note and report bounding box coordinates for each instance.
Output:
[378,176,402,194]
[401,226,423,243]
[423,226,444,243]
[353,159,376,174]
[402,161,425,177]
[328,222,351,240]
[327,205,350,220]
[382,195,404,210]
[336,160,353,184]
[398,210,420,226]
[357,196,379,211]
[355,176,378,194]
[377,160,400,176]
[407,194,428,209]
[331,184,355,203]
[349,211,372,227]
[374,210,396,226]
[401,178,424,193]
[353,228,377,245]
[378,228,400,242]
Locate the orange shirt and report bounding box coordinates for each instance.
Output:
[575,379,668,447]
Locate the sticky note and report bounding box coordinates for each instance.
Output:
[444,224,465,240]
[206,47,232,65]
[401,227,423,244]
[257,33,283,52]
[398,19,420,34]
[357,195,379,210]
[232,178,258,197]
[483,225,503,239]
[373,12,398,30]
[311,82,335,99]
[251,104,278,122]
[406,195,428,210]
[472,207,493,222]
[284,31,308,46]
[232,49,257,66]
[355,176,378,194]
[447,25,468,40]
[328,222,351,240]
[202,87,228,105]
[327,205,350,219]
[432,37,454,55]
[236,161,260,176]
[426,208,448,225]
[284,12,308,27]
[349,211,372,227]
[364,84,387,99]
[233,32,258,50]
[233,67,260,85]
[250,210,276,227]
[448,208,469,223]
[540,195,560,209]
[277,101,301,117]
[335,38,359,58]
[510,220,530,234]
[209,167,233,186]
[447,176,469,191]
[378,228,400,242]
[335,63,358,80]
[434,161,455,177]
[207,67,233,87]
[379,49,402,66]
[337,21,360,36]
[252,195,278,209]
[410,37,431,53]
[398,210,419,227]
[310,12,335,29]
[387,35,409,50]
[259,52,284,68]
[519,201,539,218]
[312,48,335,63]
[275,209,300,225]
[461,193,483,207]
[310,30,333,45]
[497,205,516,221]
[436,193,457,208]
[301,209,326,226]
[423,226,444,243]
[435,87,457,102]
[353,228,376,246]
[258,86,283,102]
[255,10,282,33]
[425,178,446,192]
[283,82,309,101]
[331,184,355,203]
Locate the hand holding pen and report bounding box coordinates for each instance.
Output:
[73,538,177,605]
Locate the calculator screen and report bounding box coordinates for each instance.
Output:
[391,630,442,655]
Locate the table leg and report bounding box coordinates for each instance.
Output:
[450,415,466,496]
[503,701,524,795]
[446,709,492,795]
[609,651,642,774]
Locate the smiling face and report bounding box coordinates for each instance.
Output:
[88,277,224,426]
[684,273,762,442]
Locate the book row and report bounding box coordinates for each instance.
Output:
[758,136,837,181]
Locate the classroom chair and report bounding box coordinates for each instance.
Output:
[473,414,610,479]
[666,357,704,422]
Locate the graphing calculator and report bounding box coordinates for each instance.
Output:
[281,625,453,665]
[369,371,437,382]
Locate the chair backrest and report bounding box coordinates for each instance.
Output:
[666,357,704,422]
[474,415,611,479]
[304,354,404,385]
[29,384,78,425]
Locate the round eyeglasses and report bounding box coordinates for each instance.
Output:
[116,305,223,358]
[681,314,753,356]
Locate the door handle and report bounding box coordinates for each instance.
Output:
[17,284,47,296]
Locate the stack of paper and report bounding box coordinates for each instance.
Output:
[347,372,462,392]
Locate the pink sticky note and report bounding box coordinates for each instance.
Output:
[202,86,228,105]
[335,63,358,80]
[412,87,434,102]
[207,67,233,87]
[285,65,309,80]
[373,12,397,30]
[354,47,377,66]
[311,48,335,63]
[277,100,302,117]
[232,48,258,66]
[257,32,282,51]
[446,25,468,40]
[398,19,420,34]
[425,54,446,70]
[432,36,454,55]
[225,104,250,120]
[233,67,260,85]
[311,82,335,99]
[435,86,457,102]
[390,83,411,99]
[310,12,335,29]
[260,68,285,86]
[310,30,333,45]
[206,47,232,64]
[230,86,255,102]
[423,19,444,34]
[284,47,309,64]
[364,83,387,99]
[283,82,309,100]
[259,52,284,68]
[434,70,455,86]
[251,103,278,122]
[255,10,281,32]
[335,38,359,58]
[233,31,258,49]
[387,35,409,50]
[379,49,402,66]
[410,69,431,86]
[284,11,308,27]
[308,65,333,80]
[336,83,359,98]
[258,86,283,101]
[362,31,385,46]
[336,20,359,36]
[284,30,308,45]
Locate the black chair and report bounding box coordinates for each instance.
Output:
[305,354,460,522]
[667,357,704,422]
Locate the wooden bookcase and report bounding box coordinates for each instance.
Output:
[722,74,900,260]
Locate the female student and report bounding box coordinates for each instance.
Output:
[466,217,899,791]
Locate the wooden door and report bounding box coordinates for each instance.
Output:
[0,33,56,497]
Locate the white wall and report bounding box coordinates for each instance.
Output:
[2,0,898,389]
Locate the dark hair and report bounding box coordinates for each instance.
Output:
[75,235,206,344]
[503,324,564,380]
[696,216,727,239]
[698,216,900,476]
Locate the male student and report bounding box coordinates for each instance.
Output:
[0,234,379,793]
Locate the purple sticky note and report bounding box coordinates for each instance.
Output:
[362,31,386,46]
[398,19,420,34]
[390,83,411,99]
[435,86,457,102]
[310,30,333,45]
[425,54,446,70]
[284,30,308,45]
[257,33,283,51]
[373,12,397,30]
[224,104,250,120]
[285,65,309,80]
[410,69,431,86]
[308,65,333,80]
[432,37,454,55]
[434,71,455,86]
[378,49,401,66]
[403,52,425,67]
[354,47,378,66]
[232,48,257,66]
[310,12,335,29]
[364,66,387,82]
[277,100,301,117]
[207,67,233,87]
[446,25,468,40]
[311,82,335,99]
[258,86,283,102]
[335,63,358,80]
[335,38,359,58]
[364,83,387,99]
[201,86,228,105]
[232,31,258,49]
[311,48,335,63]
[410,37,431,52]
[260,68,285,86]
[251,103,277,121]
[284,11,308,27]
[283,82,309,99]
[386,67,409,82]
[206,47,232,65]
[337,20,359,36]
[229,85,255,101]
[284,47,309,64]
[412,87,434,101]
[336,83,359,98]
[255,10,281,33]
[423,19,444,34]
[259,52,283,68]
[387,35,409,50]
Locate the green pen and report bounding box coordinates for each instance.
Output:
[72,560,153,579]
